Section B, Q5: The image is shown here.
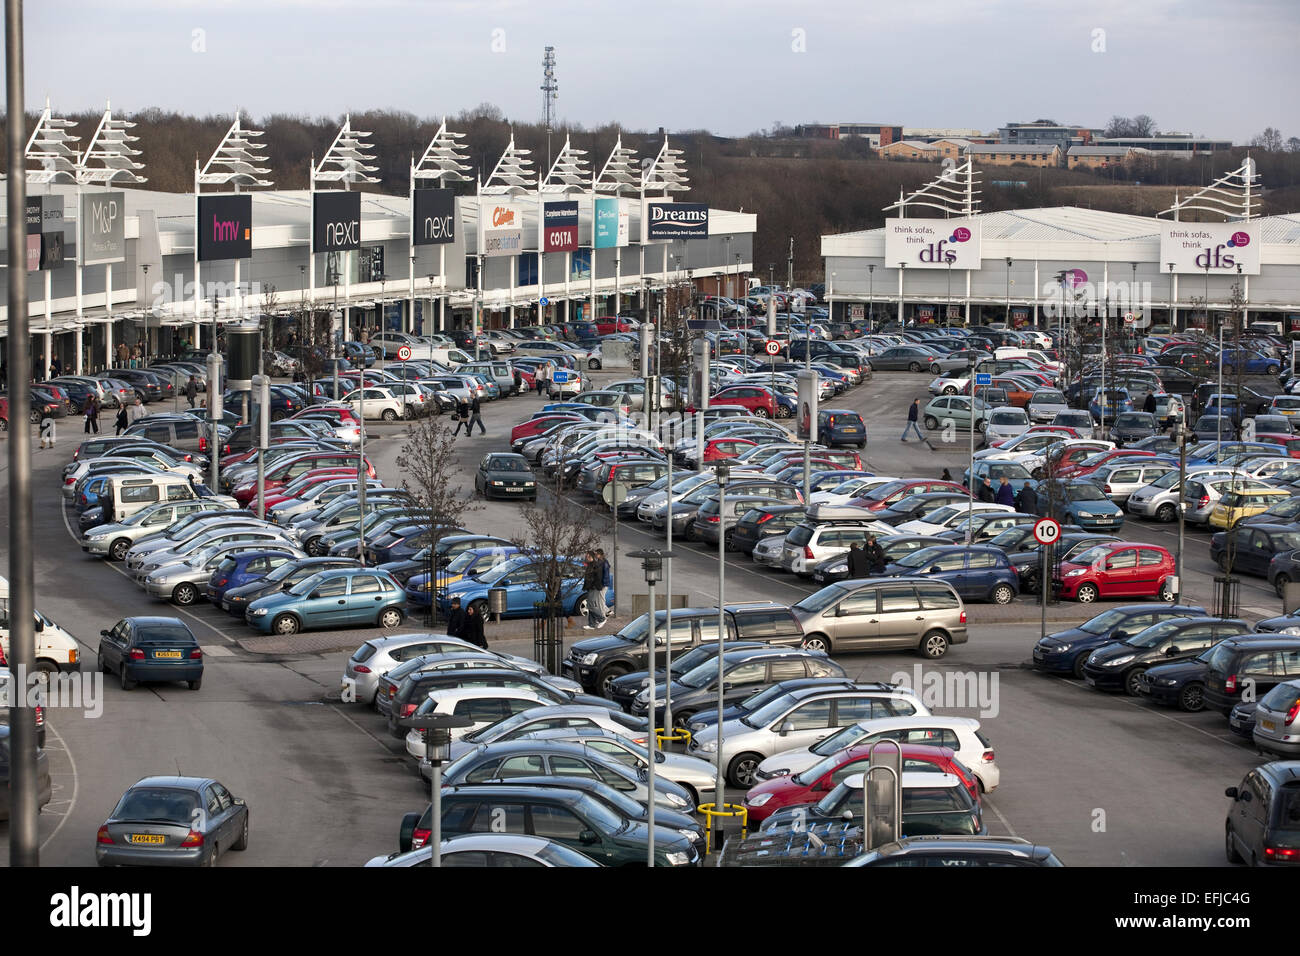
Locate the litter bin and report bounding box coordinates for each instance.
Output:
[487,587,508,622]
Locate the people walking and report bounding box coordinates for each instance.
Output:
[466,394,486,436]
[977,477,995,503]
[1143,391,1157,414]
[582,552,606,629]
[82,394,100,434]
[185,375,199,408]
[1016,481,1040,516]
[452,397,470,436]
[995,476,1017,507]
[864,535,887,574]
[846,541,871,578]
[463,603,487,649]
[596,548,612,621]
[901,398,925,442]
[445,596,467,641]
[114,404,129,436]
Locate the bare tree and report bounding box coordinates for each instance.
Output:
[394,415,483,622]
[510,492,607,621]
[1251,127,1284,152]
[1130,114,1158,137]
[1288,137,1300,153]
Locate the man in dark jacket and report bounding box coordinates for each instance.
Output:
[1016,481,1040,516]
[582,552,606,629]
[995,477,1017,507]
[452,397,471,436]
[864,535,887,574]
[1143,391,1157,414]
[185,375,199,408]
[467,394,486,436]
[445,596,467,640]
[977,477,996,503]
[462,604,487,649]
[846,541,871,578]
[901,398,925,442]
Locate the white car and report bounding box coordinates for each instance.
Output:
[897,502,1013,536]
[927,372,970,396]
[973,430,1071,462]
[341,386,407,422]
[443,705,650,762]
[404,687,553,757]
[366,833,600,867]
[751,534,790,569]
[983,406,1032,444]
[808,475,899,506]
[752,714,1000,792]
[686,684,930,788]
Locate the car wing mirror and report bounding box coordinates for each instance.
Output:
[579,829,600,845]
[778,720,794,737]
[929,566,943,574]
[1224,786,1239,800]
[308,590,322,600]
[840,809,854,821]
[1166,645,1180,656]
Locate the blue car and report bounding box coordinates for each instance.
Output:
[437,554,614,619]
[1220,349,1281,376]
[1187,440,1287,465]
[1031,604,1206,678]
[881,544,1020,604]
[341,342,376,368]
[206,549,303,606]
[245,567,407,635]
[1088,388,1133,421]
[97,616,205,690]
[816,408,868,449]
[401,545,521,608]
[1037,477,1126,531]
[808,469,873,492]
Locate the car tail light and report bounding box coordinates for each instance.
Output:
[353,664,371,674]
[128,648,146,660]
[960,610,968,624]
[199,437,208,452]
[96,826,114,845]
[34,706,43,728]
[1198,496,1210,508]
[401,703,418,717]
[1286,699,1299,726]
[1264,846,1298,860]
[1225,674,1238,693]
[411,827,431,850]
[982,750,995,762]
[756,513,774,524]
[214,578,228,588]
[64,476,75,485]
[1103,484,1113,494]
[180,830,204,847]
[190,648,203,660]
[803,546,815,559]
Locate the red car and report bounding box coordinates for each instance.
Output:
[231,451,376,506]
[743,743,979,823]
[1044,441,1117,478]
[850,478,968,511]
[1254,433,1300,458]
[258,469,362,509]
[689,385,777,418]
[1055,541,1176,603]
[595,317,634,336]
[0,396,7,433]
[1058,448,1155,479]
[702,437,757,463]
[510,413,583,445]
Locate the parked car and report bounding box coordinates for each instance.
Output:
[1033,604,1208,678]
[844,835,1065,868]
[792,576,970,658]
[94,776,248,867]
[97,616,204,691]
[1203,636,1300,715]
[244,567,407,635]
[879,546,1020,606]
[1054,541,1177,603]
[1223,761,1300,866]
[1081,616,1254,695]
[1252,681,1300,758]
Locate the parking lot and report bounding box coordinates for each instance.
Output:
[0,364,1282,866]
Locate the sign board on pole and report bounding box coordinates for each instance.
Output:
[198,194,253,262]
[974,372,992,386]
[1032,517,1062,545]
[850,304,865,320]
[539,296,550,306]
[594,197,628,249]
[647,202,709,240]
[883,217,982,270]
[412,188,456,245]
[551,369,570,384]
[27,195,66,271]
[796,370,819,442]
[312,192,361,254]
[397,346,412,361]
[543,200,578,252]
[82,191,125,265]
[764,340,781,356]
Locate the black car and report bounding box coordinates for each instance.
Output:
[1136,635,1281,712]
[562,603,804,696]
[808,535,947,586]
[730,504,806,556]
[1203,636,1300,715]
[1126,434,1180,455]
[108,367,168,402]
[633,646,845,726]
[1108,412,1158,446]
[873,492,969,527]
[1032,604,1208,678]
[1224,761,1300,867]
[474,452,538,501]
[1209,524,1300,582]
[1081,617,1254,695]
[1228,700,1259,739]
[605,641,770,713]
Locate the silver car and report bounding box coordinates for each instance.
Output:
[1052,409,1096,439]
[1088,461,1176,505]
[1124,465,1237,522]
[366,833,599,867]
[81,500,230,560]
[1026,389,1070,423]
[791,577,969,659]
[1251,680,1300,757]
[143,543,304,605]
[1182,474,1276,526]
[751,534,790,569]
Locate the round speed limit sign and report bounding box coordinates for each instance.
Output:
[1032,517,1061,545]
[764,340,781,356]
[397,346,412,361]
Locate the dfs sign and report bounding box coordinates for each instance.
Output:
[1160,223,1260,275]
[883,218,982,270]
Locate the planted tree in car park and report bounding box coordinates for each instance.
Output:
[394,414,482,624]
[510,488,607,648]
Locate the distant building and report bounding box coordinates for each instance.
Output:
[968,144,1063,168]
[932,139,972,160]
[902,127,986,143]
[1067,145,1154,170]
[796,123,904,147]
[998,122,1102,149]
[1095,135,1233,157]
[879,140,939,161]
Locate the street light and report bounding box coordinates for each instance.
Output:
[1004,258,1013,325]
[868,264,875,327]
[400,712,474,867]
[1167,262,1176,330]
[711,459,729,850]
[628,547,675,867]
[898,262,907,325]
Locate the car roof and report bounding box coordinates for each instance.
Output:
[849,714,980,732]
[129,775,215,789]
[425,685,549,703]
[443,783,586,802]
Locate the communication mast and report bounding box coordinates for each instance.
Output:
[541,46,558,171]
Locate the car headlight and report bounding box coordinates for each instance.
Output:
[250,608,269,617]
[1064,568,1086,577]
[1154,677,1178,686]
[1077,511,1095,518]
[746,792,773,807]
[523,481,535,487]
[665,851,690,866]
[664,791,688,809]
[490,480,503,486]
[680,828,702,844]
[1052,642,1073,652]
[696,739,718,754]
[581,653,598,666]
[1104,653,1135,668]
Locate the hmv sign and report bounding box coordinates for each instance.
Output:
[81,191,125,265]
[313,191,362,253]
[197,194,253,262]
[412,188,455,246]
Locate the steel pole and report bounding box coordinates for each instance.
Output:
[5,0,38,868]
[663,448,673,731]
[646,573,657,867]
[611,472,618,618]
[714,476,726,848]
[430,755,442,867]
[1176,413,1187,600]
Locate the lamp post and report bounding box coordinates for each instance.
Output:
[711,460,730,850]
[628,548,675,866]
[1167,262,1176,330]
[966,355,977,542]
[898,262,906,325]
[946,260,953,329]
[868,264,875,328]
[401,713,473,866]
[1004,258,1013,325]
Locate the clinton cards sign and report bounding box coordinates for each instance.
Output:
[1160,222,1260,275]
[883,218,982,270]
[482,202,523,258]
[543,200,578,252]
[647,201,708,240]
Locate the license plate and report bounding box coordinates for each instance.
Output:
[1230,719,1243,729]
[1260,719,1277,732]
[153,651,182,660]
[813,574,824,582]
[222,602,230,611]
[841,427,858,433]
[1086,677,1096,686]
[129,834,165,844]
[505,486,524,492]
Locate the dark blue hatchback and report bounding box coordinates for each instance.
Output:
[207,550,302,605]
[1032,603,1207,678]
[97,617,204,691]
[816,408,867,449]
[881,544,1020,604]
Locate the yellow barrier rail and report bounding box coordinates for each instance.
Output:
[655,728,692,747]
[698,802,748,855]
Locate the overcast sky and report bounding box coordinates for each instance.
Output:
[25,0,1300,143]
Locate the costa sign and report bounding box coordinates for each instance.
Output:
[1160,222,1260,275]
[883,218,982,270]
[543,200,578,253]
[412,188,455,246]
[482,202,523,258]
[313,191,362,253]
[647,201,709,239]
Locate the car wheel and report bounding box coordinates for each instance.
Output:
[1178,682,1205,712]
[272,613,300,636]
[775,405,792,419]
[381,408,398,422]
[172,582,199,606]
[803,633,832,654]
[908,362,922,373]
[975,419,988,433]
[99,648,110,674]
[1268,365,1280,376]
[119,667,135,691]
[727,752,763,789]
[753,407,769,418]
[1155,503,1176,523]
[233,813,249,851]
[930,364,942,375]
[29,409,40,425]
[1225,825,1244,865]
[1157,579,1175,602]
[598,665,630,698]
[1072,651,1090,679]
[1217,552,1232,573]
[589,359,600,370]
[924,415,940,430]
[305,537,325,557]
[0,418,6,432]
[188,678,202,691]
[1124,668,1147,697]
[920,630,949,659]
[379,607,404,629]
[109,538,132,562]
[990,584,1015,605]
[1075,583,1099,603]
[1275,573,1291,598]
[942,385,957,395]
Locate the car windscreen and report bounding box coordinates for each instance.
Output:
[1115,414,1153,428]
[990,410,1028,425]
[1066,483,1108,502]
[742,693,800,728]
[1124,619,1189,648]
[112,787,201,824]
[1033,391,1066,404]
[489,458,529,472]
[793,585,847,616]
[894,546,950,569]
[134,625,196,645]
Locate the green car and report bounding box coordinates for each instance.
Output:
[922,395,991,433]
[403,784,700,867]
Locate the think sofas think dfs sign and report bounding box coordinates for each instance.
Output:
[1160,222,1260,275]
[883,218,983,270]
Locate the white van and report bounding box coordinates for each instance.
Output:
[0,576,82,675]
[426,346,473,367]
[103,474,198,524]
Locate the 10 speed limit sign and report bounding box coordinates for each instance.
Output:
[397,345,412,361]
[1032,517,1061,545]
[764,340,781,356]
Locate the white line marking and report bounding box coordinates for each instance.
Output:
[40,722,78,854]
[980,794,1019,839]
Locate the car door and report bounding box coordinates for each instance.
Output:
[301,573,350,627]
[210,782,240,846]
[719,660,768,704]
[346,573,387,626]
[100,620,128,673]
[1098,547,1140,597]
[1236,529,1271,576]
[530,802,617,863]
[504,564,544,615]
[774,697,837,751]
[827,587,880,650]
[873,585,925,647]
